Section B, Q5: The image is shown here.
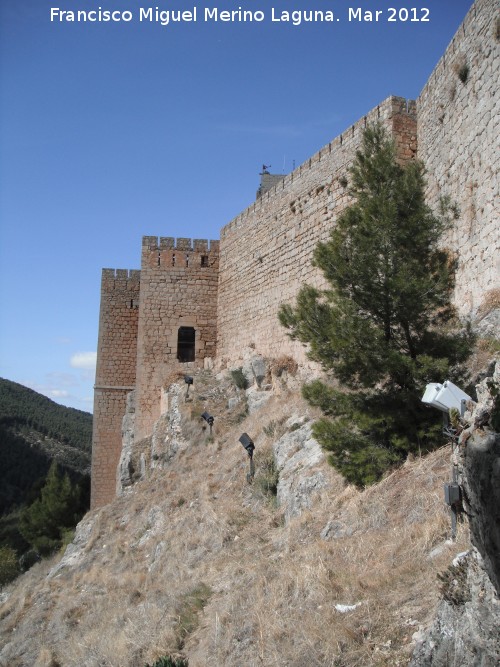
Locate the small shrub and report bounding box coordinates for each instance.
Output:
[457,63,469,83]
[487,379,500,432]
[0,545,19,586]
[339,175,348,188]
[269,355,298,378]
[19,548,40,572]
[437,557,470,606]
[263,416,287,438]
[174,583,212,649]
[255,451,279,499]
[231,368,248,390]
[438,194,460,221]
[145,657,188,667]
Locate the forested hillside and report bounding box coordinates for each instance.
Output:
[0,378,92,452]
[0,378,92,516]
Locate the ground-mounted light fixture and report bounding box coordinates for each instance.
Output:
[239,432,255,483]
[421,380,473,418]
[201,411,214,435]
[421,380,475,539]
[184,375,193,398]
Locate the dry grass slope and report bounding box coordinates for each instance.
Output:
[0,372,469,667]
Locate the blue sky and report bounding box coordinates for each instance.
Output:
[0,0,473,412]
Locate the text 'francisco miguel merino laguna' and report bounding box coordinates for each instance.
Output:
[50,7,340,26]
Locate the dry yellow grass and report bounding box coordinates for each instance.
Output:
[0,370,469,667]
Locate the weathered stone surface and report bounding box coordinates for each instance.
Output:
[48,514,96,579]
[320,520,354,541]
[116,390,136,494]
[410,361,500,666]
[245,385,272,414]
[240,353,268,388]
[460,362,500,593]
[417,0,499,319]
[474,307,500,339]
[251,356,267,387]
[273,422,328,521]
[410,549,500,667]
[228,397,240,410]
[150,383,189,466]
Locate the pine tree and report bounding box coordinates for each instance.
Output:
[0,546,19,586]
[19,461,81,555]
[279,124,472,485]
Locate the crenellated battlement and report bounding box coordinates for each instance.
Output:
[101,268,141,285]
[142,236,219,253]
[141,236,219,270]
[221,96,416,238]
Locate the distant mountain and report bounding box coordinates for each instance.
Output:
[0,378,92,515]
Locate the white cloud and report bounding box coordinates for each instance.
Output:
[46,372,78,387]
[70,351,97,370]
[49,389,70,399]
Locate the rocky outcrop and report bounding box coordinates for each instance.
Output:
[242,354,267,388]
[410,547,500,666]
[150,383,189,467]
[273,416,330,522]
[116,390,136,494]
[460,428,500,595]
[116,383,191,496]
[410,361,500,666]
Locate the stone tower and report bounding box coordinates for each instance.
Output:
[134,236,219,442]
[91,269,140,508]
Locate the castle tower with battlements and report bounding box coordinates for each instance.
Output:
[91,237,218,508]
[134,236,219,443]
[92,269,140,508]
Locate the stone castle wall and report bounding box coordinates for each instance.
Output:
[134,236,219,441]
[91,0,498,508]
[91,269,140,509]
[417,0,499,317]
[216,96,417,364]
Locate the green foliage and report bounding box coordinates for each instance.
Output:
[0,509,30,555]
[231,368,248,390]
[19,461,84,556]
[438,558,471,606]
[255,451,279,499]
[487,379,500,432]
[263,416,287,438]
[0,378,92,451]
[457,63,469,84]
[174,583,212,649]
[0,545,19,586]
[0,377,91,516]
[280,124,473,486]
[145,657,188,667]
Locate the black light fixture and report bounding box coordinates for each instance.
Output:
[201,411,214,435]
[184,375,193,398]
[239,432,255,482]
